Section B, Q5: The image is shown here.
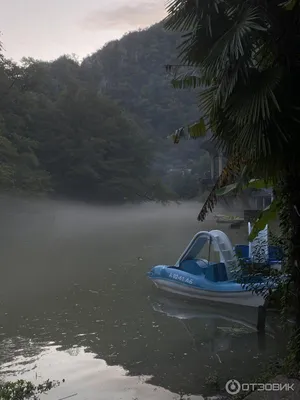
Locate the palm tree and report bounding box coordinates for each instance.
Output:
[164,0,300,364]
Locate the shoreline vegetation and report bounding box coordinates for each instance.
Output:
[0,380,60,400]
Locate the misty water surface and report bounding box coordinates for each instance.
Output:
[0,197,286,399]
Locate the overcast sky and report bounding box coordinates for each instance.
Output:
[0,0,166,61]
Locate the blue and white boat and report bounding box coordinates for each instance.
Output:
[147,225,282,307]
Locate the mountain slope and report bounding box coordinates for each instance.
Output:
[82,23,197,132]
[0,23,210,201]
[81,23,208,174]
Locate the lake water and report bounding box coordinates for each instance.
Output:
[0,198,286,399]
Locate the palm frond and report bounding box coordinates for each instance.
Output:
[280,0,299,11]
[203,65,284,163]
[165,0,224,33]
[201,5,266,77]
[168,127,186,144]
[164,0,300,201]
[166,1,234,71]
[164,0,200,32]
[226,65,282,126]
[214,165,268,196]
[165,64,187,75]
[247,178,273,189]
[171,72,203,89]
[215,182,239,196]
[197,154,244,221]
[168,118,209,143]
[188,117,207,137]
[249,199,279,241]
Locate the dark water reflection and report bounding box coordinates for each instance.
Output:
[0,197,286,399]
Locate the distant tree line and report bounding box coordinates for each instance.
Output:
[0,24,211,203]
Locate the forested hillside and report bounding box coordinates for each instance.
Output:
[82,23,197,140]
[0,23,209,202]
[82,23,209,174]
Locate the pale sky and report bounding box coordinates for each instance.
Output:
[0,0,166,61]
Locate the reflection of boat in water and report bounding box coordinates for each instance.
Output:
[151,294,274,332]
[147,227,281,307]
[150,294,275,354]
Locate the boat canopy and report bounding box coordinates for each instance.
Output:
[175,230,236,280]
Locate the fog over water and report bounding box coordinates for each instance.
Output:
[0,196,286,399]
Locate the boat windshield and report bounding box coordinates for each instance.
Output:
[194,238,221,264]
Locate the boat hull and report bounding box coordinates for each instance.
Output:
[146,228,280,308]
[151,278,265,308]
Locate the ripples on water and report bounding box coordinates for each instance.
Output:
[0,197,286,399]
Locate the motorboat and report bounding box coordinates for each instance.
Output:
[147,225,282,307]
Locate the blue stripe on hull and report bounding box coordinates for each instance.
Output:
[150,278,265,307]
[147,265,268,293]
[150,276,249,293]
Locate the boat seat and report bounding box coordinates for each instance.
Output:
[205,262,228,282]
[234,244,249,259]
[180,259,208,275]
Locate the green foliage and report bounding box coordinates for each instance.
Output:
[0,55,156,201]
[281,0,299,11]
[187,118,207,139]
[248,200,279,241]
[81,23,210,189]
[0,379,58,400]
[213,175,277,240]
[82,23,200,142]
[197,154,245,221]
[0,130,51,194]
[165,0,300,371]
[215,182,239,197]
[165,0,300,178]
[0,24,214,202]
[247,179,273,190]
